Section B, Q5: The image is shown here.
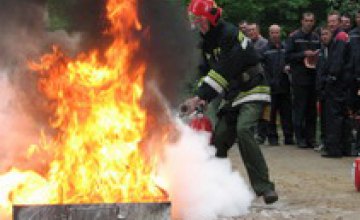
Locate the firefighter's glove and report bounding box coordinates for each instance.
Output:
[180,96,207,116]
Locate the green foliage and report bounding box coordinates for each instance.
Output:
[46,0,104,32]
[47,0,77,31]
[329,0,360,16]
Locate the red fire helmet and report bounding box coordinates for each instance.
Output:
[187,0,222,26]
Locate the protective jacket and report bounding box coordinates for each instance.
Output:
[285,29,320,85]
[317,29,352,156]
[261,41,290,94]
[349,27,360,84]
[348,27,360,110]
[316,29,351,100]
[196,20,270,107]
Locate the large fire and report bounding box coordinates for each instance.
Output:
[0,0,168,216]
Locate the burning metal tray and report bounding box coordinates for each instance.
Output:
[13,202,171,220]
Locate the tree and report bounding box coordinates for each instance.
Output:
[329,0,360,16]
[46,0,105,32]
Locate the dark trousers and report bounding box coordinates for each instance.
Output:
[213,103,275,195]
[349,86,360,155]
[324,96,347,156]
[292,84,317,145]
[268,93,294,143]
[342,116,354,155]
[356,122,360,153]
[319,100,326,144]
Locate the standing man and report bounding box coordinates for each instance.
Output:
[349,10,360,155]
[341,13,353,33]
[261,24,294,146]
[238,20,249,36]
[184,0,278,204]
[285,12,320,148]
[317,23,350,158]
[247,22,270,145]
[327,10,353,156]
[349,10,360,98]
[248,23,268,51]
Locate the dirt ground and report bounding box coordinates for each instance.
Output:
[228,143,360,220]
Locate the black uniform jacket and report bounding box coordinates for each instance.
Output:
[261,41,290,94]
[349,27,360,82]
[348,27,360,110]
[316,29,351,100]
[196,20,262,103]
[285,29,320,85]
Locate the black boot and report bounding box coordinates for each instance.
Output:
[261,190,279,204]
[284,137,295,145]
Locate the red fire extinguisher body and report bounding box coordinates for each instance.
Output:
[189,114,213,133]
[355,158,360,191]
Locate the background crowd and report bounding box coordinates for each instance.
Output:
[222,10,360,158]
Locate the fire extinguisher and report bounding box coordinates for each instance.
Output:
[180,104,213,140]
[353,157,360,191]
[189,111,213,133]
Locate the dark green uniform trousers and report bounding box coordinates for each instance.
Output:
[213,102,275,195]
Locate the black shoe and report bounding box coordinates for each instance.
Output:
[262,190,279,204]
[268,140,279,146]
[321,150,342,158]
[297,140,308,148]
[306,141,318,148]
[256,136,265,145]
[342,148,359,157]
[284,138,295,145]
[342,151,353,157]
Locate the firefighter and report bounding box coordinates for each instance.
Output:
[326,11,353,157]
[317,17,351,157]
[183,0,278,204]
[261,24,294,146]
[349,10,360,155]
[285,12,320,148]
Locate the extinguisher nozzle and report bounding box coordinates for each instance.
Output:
[180,104,189,113]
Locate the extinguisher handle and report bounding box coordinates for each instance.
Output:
[195,104,205,114]
[179,104,205,115]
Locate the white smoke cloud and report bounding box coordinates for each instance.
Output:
[160,118,254,220]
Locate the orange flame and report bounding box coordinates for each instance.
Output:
[0,0,168,216]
